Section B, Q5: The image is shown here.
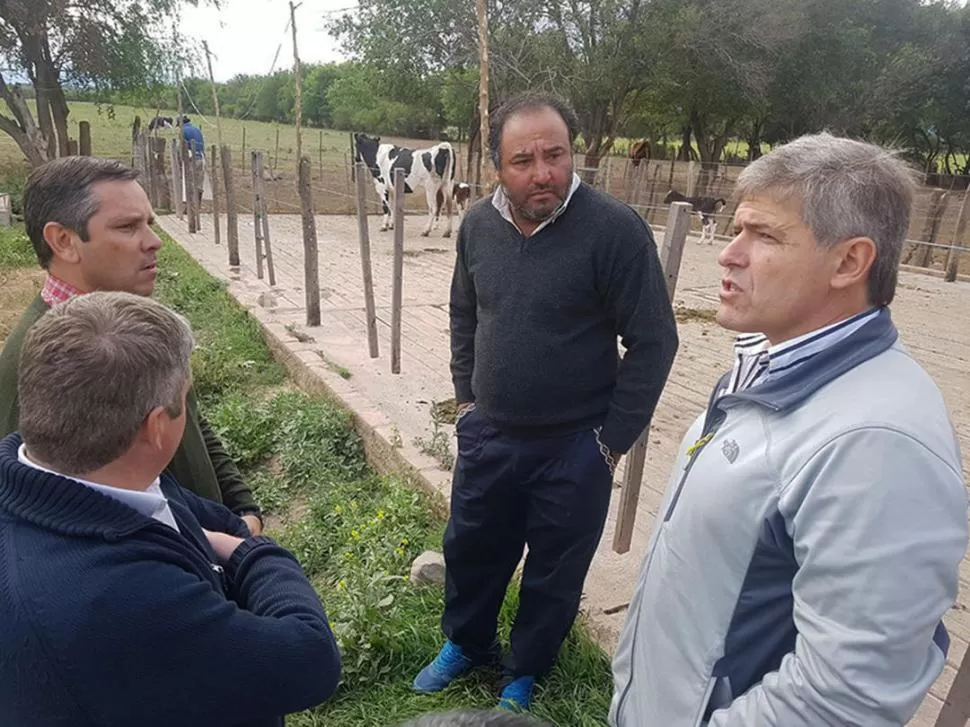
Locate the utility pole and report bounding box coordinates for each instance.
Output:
[290,1,304,165]
[202,40,224,151]
[173,28,184,126]
[475,0,490,195]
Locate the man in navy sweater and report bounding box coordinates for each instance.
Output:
[0,291,341,727]
[413,91,679,710]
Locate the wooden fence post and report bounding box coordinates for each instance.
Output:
[0,193,11,227]
[391,168,405,374]
[79,121,91,156]
[132,132,148,181]
[686,160,697,197]
[221,145,240,267]
[240,126,247,175]
[170,138,184,219]
[210,145,221,246]
[183,139,198,234]
[355,162,380,357]
[907,189,948,267]
[273,125,281,175]
[613,200,693,555]
[251,151,265,279]
[935,652,970,726]
[349,132,356,183]
[253,151,276,286]
[944,189,969,282]
[648,164,662,225]
[299,157,321,326]
[151,138,171,210]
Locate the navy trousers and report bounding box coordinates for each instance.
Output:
[441,406,614,679]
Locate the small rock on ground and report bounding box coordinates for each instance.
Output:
[410,550,446,586]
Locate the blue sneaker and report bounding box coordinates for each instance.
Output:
[498,675,535,711]
[412,640,473,693]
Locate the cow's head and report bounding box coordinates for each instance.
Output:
[354,132,381,170]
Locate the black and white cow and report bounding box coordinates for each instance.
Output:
[148,116,175,132]
[664,189,727,245]
[353,132,456,237]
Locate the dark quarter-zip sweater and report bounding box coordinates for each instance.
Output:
[450,182,679,454]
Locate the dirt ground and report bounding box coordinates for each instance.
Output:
[0,268,43,343]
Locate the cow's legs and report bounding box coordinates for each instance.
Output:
[381,191,392,231]
[443,186,454,238]
[421,183,436,237]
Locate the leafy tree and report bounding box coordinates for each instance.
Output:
[0,0,205,166]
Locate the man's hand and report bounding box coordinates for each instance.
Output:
[203,529,245,563]
[456,401,475,416]
[241,515,262,536]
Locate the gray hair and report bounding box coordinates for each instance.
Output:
[488,90,581,170]
[23,156,141,269]
[734,131,919,306]
[18,291,194,475]
[397,709,551,727]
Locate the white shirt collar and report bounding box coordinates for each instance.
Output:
[726,307,881,395]
[17,444,179,532]
[491,172,582,237]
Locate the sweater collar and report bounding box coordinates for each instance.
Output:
[491,172,583,237]
[0,433,168,540]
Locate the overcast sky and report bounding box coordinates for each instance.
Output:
[178,0,354,82]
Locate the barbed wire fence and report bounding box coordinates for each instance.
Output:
[133,127,970,284]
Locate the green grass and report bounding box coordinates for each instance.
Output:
[153,230,615,726]
[0,225,33,268]
[0,225,614,724]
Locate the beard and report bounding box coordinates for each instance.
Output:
[508,175,572,222]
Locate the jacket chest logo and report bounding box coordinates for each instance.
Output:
[721,439,740,463]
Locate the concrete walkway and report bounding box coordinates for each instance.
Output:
[160,211,970,725]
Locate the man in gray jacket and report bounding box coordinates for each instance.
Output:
[610,132,968,726]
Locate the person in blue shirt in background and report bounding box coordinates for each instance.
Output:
[180,115,205,204]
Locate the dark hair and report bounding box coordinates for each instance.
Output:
[396,709,551,727]
[488,91,581,169]
[23,156,141,269]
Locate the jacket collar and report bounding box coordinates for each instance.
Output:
[0,433,172,541]
[716,306,899,413]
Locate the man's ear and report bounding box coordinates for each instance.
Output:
[141,406,168,452]
[830,236,877,292]
[42,221,81,264]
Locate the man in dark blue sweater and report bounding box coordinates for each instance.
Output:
[0,291,341,727]
[413,91,678,710]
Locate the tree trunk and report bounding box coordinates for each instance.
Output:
[677,124,694,161]
[0,74,50,167]
[466,110,481,190]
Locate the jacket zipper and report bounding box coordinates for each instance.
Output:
[613,402,728,722]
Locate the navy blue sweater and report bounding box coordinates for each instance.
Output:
[0,434,340,727]
[450,183,679,453]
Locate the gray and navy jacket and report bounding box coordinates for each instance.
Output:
[610,307,968,726]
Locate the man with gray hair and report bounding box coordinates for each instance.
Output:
[0,155,264,535]
[610,132,968,726]
[0,291,341,727]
